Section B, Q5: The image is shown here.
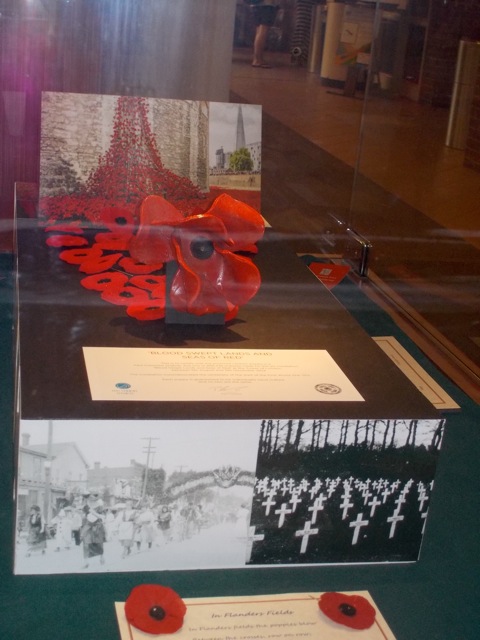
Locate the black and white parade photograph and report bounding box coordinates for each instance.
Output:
[15,418,261,574]
[248,418,445,566]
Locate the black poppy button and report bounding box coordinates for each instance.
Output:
[149,605,166,620]
[338,603,357,617]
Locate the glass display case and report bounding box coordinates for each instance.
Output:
[1,1,480,639]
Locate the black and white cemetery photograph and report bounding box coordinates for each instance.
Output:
[248,418,445,566]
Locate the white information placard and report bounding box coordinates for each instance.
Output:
[83,347,364,402]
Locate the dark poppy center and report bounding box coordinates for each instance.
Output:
[119,290,134,298]
[149,605,166,620]
[190,238,214,260]
[338,603,357,617]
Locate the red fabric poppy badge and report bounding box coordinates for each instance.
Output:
[318,592,376,630]
[125,584,187,634]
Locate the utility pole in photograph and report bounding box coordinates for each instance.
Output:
[140,437,159,501]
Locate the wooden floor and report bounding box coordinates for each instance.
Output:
[230,49,480,399]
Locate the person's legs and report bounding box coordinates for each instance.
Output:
[252,24,270,66]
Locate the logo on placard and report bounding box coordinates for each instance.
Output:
[115,382,131,389]
[315,383,341,395]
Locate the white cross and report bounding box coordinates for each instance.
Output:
[362,489,373,506]
[261,493,277,516]
[349,513,369,545]
[418,492,429,512]
[387,510,404,538]
[256,477,270,496]
[309,479,322,499]
[245,525,264,562]
[368,496,382,517]
[274,502,292,528]
[381,488,390,504]
[295,521,319,554]
[299,479,310,493]
[340,495,354,520]
[280,482,289,496]
[289,492,302,512]
[394,494,407,511]
[327,483,337,498]
[308,493,327,524]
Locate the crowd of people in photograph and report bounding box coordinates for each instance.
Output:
[20,494,234,570]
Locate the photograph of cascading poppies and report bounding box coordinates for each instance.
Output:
[38,93,264,321]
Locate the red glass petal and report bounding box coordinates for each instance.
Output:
[215,249,262,306]
[129,195,184,264]
[318,592,376,630]
[171,266,228,315]
[203,193,264,251]
[139,195,184,227]
[124,584,186,634]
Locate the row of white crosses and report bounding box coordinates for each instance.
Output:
[253,476,433,553]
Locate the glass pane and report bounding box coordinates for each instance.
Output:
[232,0,480,397]
[348,1,480,392]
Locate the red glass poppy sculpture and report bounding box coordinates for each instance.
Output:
[125,584,187,634]
[318,592,376,630]
[45,193,264,322]
[130,193,265,318]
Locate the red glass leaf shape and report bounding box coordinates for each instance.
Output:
[46,235,89,248]
[79,252,123,274]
